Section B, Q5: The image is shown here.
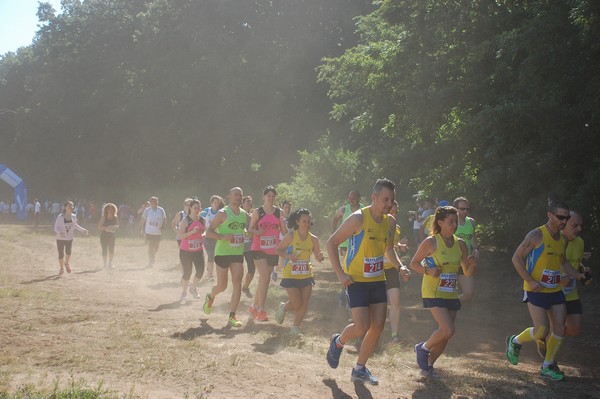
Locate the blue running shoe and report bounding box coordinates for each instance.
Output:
[351,367,379,385]
[415,342,430,371]
[327,334,343,369]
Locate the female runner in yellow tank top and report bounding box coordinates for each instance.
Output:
[410,206,476,378]
[275,208,324,335]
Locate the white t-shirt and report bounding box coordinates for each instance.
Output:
[143,206,166,235]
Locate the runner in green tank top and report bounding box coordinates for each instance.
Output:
[203,187,249,328]
[453,197,480,303]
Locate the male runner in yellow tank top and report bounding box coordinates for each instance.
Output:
[506,199,585,380]
[326,178,411,385]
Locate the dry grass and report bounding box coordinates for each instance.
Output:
[0,224,599,398]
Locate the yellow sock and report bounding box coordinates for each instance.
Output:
[514,326,546,344]
[544,333,564,364]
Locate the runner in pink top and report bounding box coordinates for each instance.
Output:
[178,199,206,302]
[248,186,288,321]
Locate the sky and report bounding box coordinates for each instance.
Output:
[0,0,63,55]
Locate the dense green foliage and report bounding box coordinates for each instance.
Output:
[1,0,598,250]
[0,0,371,201]
[312,0,600,249]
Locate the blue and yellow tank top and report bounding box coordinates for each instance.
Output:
[421,234,462,299]
[525,225,565,293]
[215,206,247,256]
[563,236,584,301]
[345,207,389,283]
[455,217,475,254]
[282,230,314,280]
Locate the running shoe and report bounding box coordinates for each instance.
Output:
[242,287,253,298]
[189,286,200,299]
[351,367,379,386]
[391,334,400,344]
[58,268,64,276]
[271,269,277,281]
[290,326,302,336]
[420,366,440,379]
[415,342,430,371]
[248,305,258,319]
[65,263,71,273]
[179,291,187,303]
[540,362,565,381]
[108,262,114,269]
[275,302,286,324]
[228,315,242,327]
[327,334,343,369]
[536,338,546,359]
[202,293,213,315]
[256,309,269,322]
[506,335,521,365]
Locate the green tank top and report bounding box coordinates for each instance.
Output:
[340,203,363,249]
[455,217,475,254]
[215,206,247,256]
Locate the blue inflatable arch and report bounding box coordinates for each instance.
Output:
[0,164,28,221]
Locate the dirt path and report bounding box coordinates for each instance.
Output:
[1,224,599,398]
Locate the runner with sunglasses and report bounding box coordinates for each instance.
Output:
[506,199,586,380]
[453,197,479,303]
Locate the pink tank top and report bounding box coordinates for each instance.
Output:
[179,218,205,252]
[251,207,282,255]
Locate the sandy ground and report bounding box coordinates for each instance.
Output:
[1,223,599,398]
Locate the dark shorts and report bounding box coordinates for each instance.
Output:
[280,277,315,288]
[56,239,73,259]
[384,267,401,290]
[423,298,462,311]
[252,251,279,267]
[522,290,566,309]
[346,281,387,308]
[145,233,161,242]
[204,238,216,261]
[214,255,243,268]
[566,299,583,315]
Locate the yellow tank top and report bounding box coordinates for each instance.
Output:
[525,225,565,293]
[563,236,584,301]
[421,234,462,299]
[345,207,389,282]
[384,225,401,270]
[282,230,314,280]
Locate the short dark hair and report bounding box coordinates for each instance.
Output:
[372,178,395,195]
[263,185,277,196]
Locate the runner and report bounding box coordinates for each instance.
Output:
[34,198,41,230]
[453,197,480,303]
[140,196,167,267]
[410,206,476,378]
[273,199,292,281]
[326,178,411,385]
[178,199,205,302]
[171,198,192,247]
[385,200,409,343]
[201,195,225,281]
[97,203,119,269]
[536,210,593,357]
[331,190,363,308]
[505,199,585,381]
[241,195,255,298]
[275,208,324,335]
[248,186,287,321]
[54,201,89,275]
[203,187,248,327]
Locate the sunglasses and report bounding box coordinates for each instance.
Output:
[553,213,570,221]
[458,207,470,211]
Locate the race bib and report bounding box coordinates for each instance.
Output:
[230,234,245,247]
[363,256,384,278]
[189,239,203,250]
[260,235,277,250]
[438,273,457,293]
[244,235,252,244]
[291,260,310,275]
[540,269,560,288]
